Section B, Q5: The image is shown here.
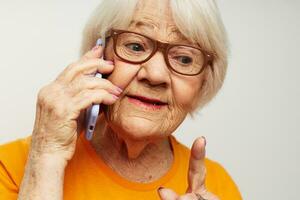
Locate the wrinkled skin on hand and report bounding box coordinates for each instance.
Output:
[30,45,121,161]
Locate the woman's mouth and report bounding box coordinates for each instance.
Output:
[126,95,168,110]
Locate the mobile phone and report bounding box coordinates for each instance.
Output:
[85,38,104,140]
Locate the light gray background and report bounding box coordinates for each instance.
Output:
[0,0,299,199]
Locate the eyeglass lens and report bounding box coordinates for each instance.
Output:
[115,32,205,75]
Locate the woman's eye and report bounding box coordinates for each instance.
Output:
[125,43,145,52]
[175,56,193,64]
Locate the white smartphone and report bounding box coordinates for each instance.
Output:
[85,38,105,140]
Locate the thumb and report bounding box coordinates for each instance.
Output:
[157,187,179,200]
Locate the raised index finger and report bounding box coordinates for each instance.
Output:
[186,137,206,193]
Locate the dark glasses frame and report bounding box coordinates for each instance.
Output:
[108,29,215,76]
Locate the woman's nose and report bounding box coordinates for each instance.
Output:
[136,52,171,87]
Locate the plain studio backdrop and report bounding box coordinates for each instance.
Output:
[0,0,299,199]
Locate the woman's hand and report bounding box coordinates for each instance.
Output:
[30,44,121,161]
[18,44,121,200]
[158,138,219,200]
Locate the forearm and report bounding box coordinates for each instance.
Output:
[18,152,67,200]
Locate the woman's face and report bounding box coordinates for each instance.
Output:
[104,0,205,140]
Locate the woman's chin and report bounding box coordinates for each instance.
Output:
[110,116,165,141]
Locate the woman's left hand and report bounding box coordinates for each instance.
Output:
[158,137,219,200]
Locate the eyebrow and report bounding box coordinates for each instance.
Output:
[129,19,156,30]
[129,19,187,41]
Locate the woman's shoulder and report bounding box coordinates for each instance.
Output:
[0,136,31,187]
[0,136,31,158]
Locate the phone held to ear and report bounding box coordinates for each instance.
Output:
[85,38,104,140]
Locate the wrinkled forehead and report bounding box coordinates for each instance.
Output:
[129,0,188,43]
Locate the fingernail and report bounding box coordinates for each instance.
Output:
[113,88,122,95]
[112,94,119,100]
[116,87,123,93]
[106,60,114,65]
[158,186,164,191]
[92,45,100,51]
[201,136,206,147]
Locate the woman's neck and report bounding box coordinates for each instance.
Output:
[90,115,174,183]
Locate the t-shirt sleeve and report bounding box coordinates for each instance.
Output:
[0,161,18,200]
[0,138,30,200]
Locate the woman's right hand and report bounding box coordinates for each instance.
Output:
[30,44,122,162]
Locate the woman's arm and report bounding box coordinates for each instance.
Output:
[18,154,67,200]
[17,42,120,200]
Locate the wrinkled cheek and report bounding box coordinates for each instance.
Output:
[156,106,187,136]
[174,89,199,113]
[171,77,202,113]
[106,59,141,90]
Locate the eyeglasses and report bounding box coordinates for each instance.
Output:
[108,29,214,76]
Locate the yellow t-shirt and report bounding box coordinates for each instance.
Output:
[0,135,242,200]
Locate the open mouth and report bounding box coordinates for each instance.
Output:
[126,95,168,109]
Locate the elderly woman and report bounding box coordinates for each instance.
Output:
[0,0,242,199]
